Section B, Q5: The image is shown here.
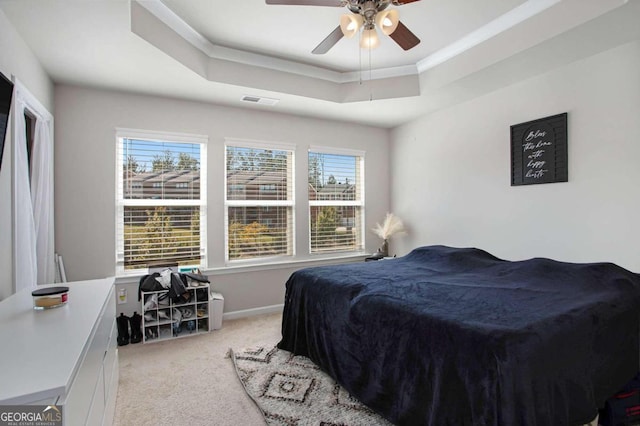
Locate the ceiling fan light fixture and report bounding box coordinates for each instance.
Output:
[266,0,422,54]
[340,14,363,38]
[360,26,380,49]
[375,9,399,35]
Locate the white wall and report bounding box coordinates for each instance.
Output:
[54,85,390,313]
[0,9,53,300]
[391,40,640,272]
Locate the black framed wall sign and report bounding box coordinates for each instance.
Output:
[510,113,567,186]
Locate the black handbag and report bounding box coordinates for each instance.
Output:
[168,273,190,303]
[138,272,164,301]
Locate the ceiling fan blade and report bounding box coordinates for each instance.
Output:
[312,26,344,54]
[389,21,420,51]
[266,0,344,6]
[392,0,421,4]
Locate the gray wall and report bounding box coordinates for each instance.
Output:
[54,85,390,314]
[0,9,53,300]
[390,40,640,272]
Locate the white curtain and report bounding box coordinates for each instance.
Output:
[13,79,55,292]
[31,118,55,284]
[13,97,38,292]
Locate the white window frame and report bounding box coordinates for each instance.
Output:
[115,128,208,275]
[224,138,296,264]
[308,146,365,255]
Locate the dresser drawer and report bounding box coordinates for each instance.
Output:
[63,286,115,425]
[103,319,117,400]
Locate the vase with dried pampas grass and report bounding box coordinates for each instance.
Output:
[372,213,406,257]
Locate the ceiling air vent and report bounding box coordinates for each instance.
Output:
[241,95,279,106]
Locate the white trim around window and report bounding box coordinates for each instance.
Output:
[224,138,296,264]
[308,147,365,255]
[115,128,208,275]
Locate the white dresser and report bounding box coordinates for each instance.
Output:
[0,277,118,426]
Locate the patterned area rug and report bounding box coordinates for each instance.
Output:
[230,346,393,426]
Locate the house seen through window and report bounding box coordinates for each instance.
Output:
[225,142,294,261]
[309,149,364,254]
[116,132,207,272]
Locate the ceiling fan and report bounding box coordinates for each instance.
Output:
[265,0,422,54]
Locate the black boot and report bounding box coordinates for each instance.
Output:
[129,311,143,344]
[116,313,130,346]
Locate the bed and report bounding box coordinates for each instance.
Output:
[277,245,640,425]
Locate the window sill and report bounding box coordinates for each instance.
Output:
[213,253,368,275]
[115,253,368,284]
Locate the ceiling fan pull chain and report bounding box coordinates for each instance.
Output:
[358,33,363,85]
[369,43,372,82]
[369,45,374,101]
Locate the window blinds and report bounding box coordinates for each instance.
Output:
[117,136,206,271]
[308,150,364,253]
[225,144,294,261]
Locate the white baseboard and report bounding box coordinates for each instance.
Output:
[222,304,284,321]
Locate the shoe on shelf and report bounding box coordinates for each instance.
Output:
[145,328,156,340]
[143,293,158,311]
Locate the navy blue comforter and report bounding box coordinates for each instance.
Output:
[277,246,640,425]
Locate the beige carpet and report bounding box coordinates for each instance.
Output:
[114,312,282,426]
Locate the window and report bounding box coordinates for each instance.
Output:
[260,184,277,193]
[309,148,364,254]
[228,184,245,199]
[225,140,294,261]
[116,130,207,272]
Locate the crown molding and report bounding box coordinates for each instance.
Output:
[135,0,568,83]
[417,0,562,72]
[136,0,420,83]
[132,0,631,103]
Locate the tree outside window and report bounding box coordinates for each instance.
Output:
[308,150,364,253]
[225,143,293,261]
[117,133,207,272]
